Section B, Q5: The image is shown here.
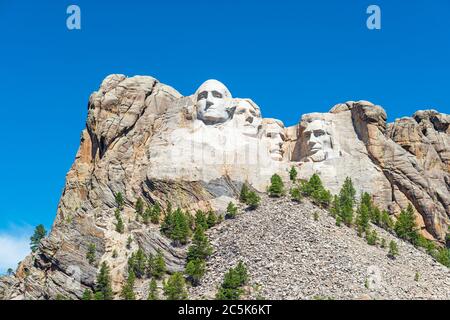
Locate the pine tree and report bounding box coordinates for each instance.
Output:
[239,183,250,203]
[366,229,378,246]
[388,241,399,259]
[338,177,356,226]
[30,224,47,252]
[115,192,125,209]
[126,236,133,249]
[206,211,217,228]
[86,243,96,265]
[115,209,125,234]
[151,203,161,224]
[135,197,144,216]
[380,210,394,230]
[82,289,93,300]
[289,166,298,182]
[163,272,188,300]
[95,262,113,300]
[148,278,159,300]
[246,191,261,210]
[151,250,167,279]
[120,270,136,300]
[355,202,370,233]
[330,195,340,218]
[226,202,238,219]
[185,258,206,286]
[195,210,209,230]
[187,227,213,262]
[268,174,284,197]
[394,204,419,244]
[290,186,302,202]
[128,248,148,278]
[215,261,248,300]
[6,268,13,276]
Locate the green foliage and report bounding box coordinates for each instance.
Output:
[289,166,298,182]
[82,289,93,300]
[434,248,450,267]
[330,195,340,218]
[115,209,125,234]
[289,186,302,202]
[86,243,96,265]
[128,248,148,278]
[151,250,167,279]
[6,268,13,276]
[163,272,188,300]
[355,202,370,233]
[216,261,248,300]
[135,197,144,216]
[95,262,113,300]
[337,177,356,226]
[115,192,125,209]
[161,208,192,245]
[226,202,238,219]
[151,203,161,224]
[112,249,118,259]
[185,258,206,286]
[195,210,209,230]
[120,270,136,300]
[381,238,386,248]
[148,278,159,300]
[313,211,319,221]
[246,191,261,210]
[394,204,419,244]
[388,241,399,259]
[415,234,437,255]
[380,210,394,230]
[126,235,133,249]
[414,272,420,282]
[206,211,218,228]
[300,174,331,208]
[239,183,250,203]
[187,227,213,262]
[30,224,47,252]
[335,215,342,227]
[268,174,285,197]
[366,229,378,246]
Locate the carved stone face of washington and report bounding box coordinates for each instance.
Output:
[196,79,232,125]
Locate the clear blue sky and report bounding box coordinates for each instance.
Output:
[0,0,449,272]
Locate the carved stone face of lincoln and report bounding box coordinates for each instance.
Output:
[302,119,333,162]
[196,80,232,125]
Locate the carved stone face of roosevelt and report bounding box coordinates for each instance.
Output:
[259,119,285,161]
[303,119,333,162]
[233,100,262,137]
[196,80,232,125]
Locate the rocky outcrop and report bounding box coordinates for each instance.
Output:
[0,74,448,300]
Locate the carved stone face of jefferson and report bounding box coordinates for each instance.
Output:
[196,80,232,125]
[233,99,262,137]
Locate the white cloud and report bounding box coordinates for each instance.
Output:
[0,226,32,274]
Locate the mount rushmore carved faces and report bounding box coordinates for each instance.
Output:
[196,79,232,125]
[301,116,336,162]
[233,99,262,137]
[259,119,286,161]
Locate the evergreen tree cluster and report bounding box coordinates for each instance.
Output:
[185,226,213,286]
[160,207,193,245]
[135,198,161,225]
[128,248,167,279]
[239,183,261,210]
[267,174,285,197]
[216,261,249,300]
[297,174,332,208]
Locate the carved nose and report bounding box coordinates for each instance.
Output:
[245,116,253,123]
[205,101,213,110]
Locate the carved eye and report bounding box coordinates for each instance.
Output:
[314,130,325,137]
[197,91,208,101]
[212,91,223,98]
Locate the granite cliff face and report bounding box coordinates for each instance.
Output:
[0,75,448,299]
